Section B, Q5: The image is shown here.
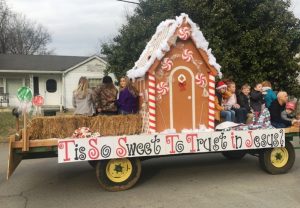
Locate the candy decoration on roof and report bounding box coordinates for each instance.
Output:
[157,81,169,96]
[148,74,156,133]
[195,73,207,88]
[178,26,191,40]
[161,57,173,72]
[182,49,193,62]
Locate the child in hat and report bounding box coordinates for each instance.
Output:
[281,102,296,123]
[215,81,235,122]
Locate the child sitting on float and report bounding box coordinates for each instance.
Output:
[224,80,248,124]
[215,81,235,122]
[262,81,277,108]
[281,102,300,126]
[237,84,253,124]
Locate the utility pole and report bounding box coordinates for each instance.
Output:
[116,0,139,5]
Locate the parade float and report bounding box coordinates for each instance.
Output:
[7,13,300,192]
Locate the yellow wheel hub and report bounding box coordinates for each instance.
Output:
[106,158,133,183]
[270,147,289,168]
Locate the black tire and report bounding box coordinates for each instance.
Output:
[222,150,247,160]
[259,141,295,174]
[88,160,97,168]
[96,158,141,192]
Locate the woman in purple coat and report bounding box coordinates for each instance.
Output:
[117,76,139,114]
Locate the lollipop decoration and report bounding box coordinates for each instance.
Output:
[161,58,173,72]
[182,49,193,62]
[32,95,44,116]
[156,81,169,99]
[178,27,191,40]
[17,86,33,114]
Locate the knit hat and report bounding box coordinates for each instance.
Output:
[216,81,227,90]
[286,102,295,110]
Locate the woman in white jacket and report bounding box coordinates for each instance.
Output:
[72,77,95,116]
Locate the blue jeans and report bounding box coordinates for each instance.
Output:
[271,122,288,128]
[221,110,235,122]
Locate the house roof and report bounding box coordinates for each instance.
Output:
[0,54,101,73]
[127,13,222,79]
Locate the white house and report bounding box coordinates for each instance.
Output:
[0,54,114,110]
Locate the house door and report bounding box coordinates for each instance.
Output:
[38,75,61,106]
[169,66,195,131]
[6,78,23,107]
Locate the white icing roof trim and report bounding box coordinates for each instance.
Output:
[127,13,222,79]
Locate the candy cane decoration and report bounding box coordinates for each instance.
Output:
[208,73,215,130]
[178,27,191,40]
[195,73,207,88]
[148,74,156,133]
[161,58,173,72]
[182,49,193,62]
[156,81,169,97]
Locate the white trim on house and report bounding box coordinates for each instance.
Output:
[64,55,108,74]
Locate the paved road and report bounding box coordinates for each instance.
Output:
[0,143,299,208]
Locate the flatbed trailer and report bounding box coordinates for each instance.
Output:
[7,125,299,191]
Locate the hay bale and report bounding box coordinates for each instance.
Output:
[24,114,142,140]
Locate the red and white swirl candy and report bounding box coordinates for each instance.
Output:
[156,82,169,96]
[161,58,173,72]
[195,73,207,88]
[178,27,191,40]
[182,49,193,62]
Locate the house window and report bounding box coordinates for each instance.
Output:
[46,79,57,93]
[88,78,102,89]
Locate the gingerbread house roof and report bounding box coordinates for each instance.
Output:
[127,13,222,79]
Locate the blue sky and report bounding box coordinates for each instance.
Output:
[5,0,300,56]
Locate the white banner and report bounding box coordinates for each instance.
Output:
[58,129,285,163]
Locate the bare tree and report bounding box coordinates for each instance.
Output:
[0,0,52,55]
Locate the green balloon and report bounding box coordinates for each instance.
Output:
[17,86,33,102]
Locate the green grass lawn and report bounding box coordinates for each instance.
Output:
[0,111,17,142]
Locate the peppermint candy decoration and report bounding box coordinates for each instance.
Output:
[178,27,191,40]
[156,82,169,96]
[72,127,100,139]
[182,49,193,62]
[195,73,207,88]
[161,58,173,72]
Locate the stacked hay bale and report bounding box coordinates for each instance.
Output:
[22,114,142,140]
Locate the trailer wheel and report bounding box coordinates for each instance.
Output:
[222,150,246,160]
[96,158,141,191]
[259,141,295,174]
[88,160,97,168]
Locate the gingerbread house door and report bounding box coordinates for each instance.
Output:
[169,66,195,131]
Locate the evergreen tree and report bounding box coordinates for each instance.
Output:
[102,0,300,96]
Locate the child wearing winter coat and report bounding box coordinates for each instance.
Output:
[250,83,264,120]
[214,81,235,122]
[237,84,253,123]
[224,81,247,123]
[281,102,299,126]
[262,81,277,108]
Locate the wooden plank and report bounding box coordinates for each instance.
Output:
[22,113,29,152]
[285,126,300,134]
[7,135,22,180]
[12,139,58,149]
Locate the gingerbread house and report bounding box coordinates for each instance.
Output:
[127,13,222,133]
